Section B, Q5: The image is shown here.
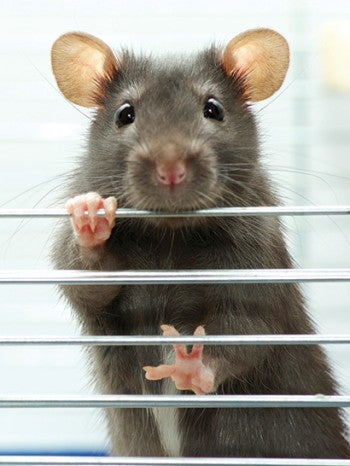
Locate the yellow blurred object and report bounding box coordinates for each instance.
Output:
[322,22,350,93]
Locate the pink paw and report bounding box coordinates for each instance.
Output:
[143,325,215,395]
[66,192,117,249]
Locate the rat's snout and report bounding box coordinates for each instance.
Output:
[152,141,191,188]
[155,160,187,187]
[127,137,219,212]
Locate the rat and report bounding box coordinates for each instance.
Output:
[51,29,350,458]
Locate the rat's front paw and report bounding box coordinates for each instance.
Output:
[143,325,215,395]
[66,192,117,249]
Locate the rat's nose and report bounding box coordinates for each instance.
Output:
[156,161,187,187]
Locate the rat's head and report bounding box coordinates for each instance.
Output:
[51,29,289,221]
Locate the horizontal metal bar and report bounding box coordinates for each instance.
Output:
[1,269,350,285]
[1,334,350,346]
[0,205,349,219]
[0,394,350,409]
[1,457,350,466]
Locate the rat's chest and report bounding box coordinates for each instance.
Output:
[113,283,211,336]
[109,229,238,331]
[112,224,240,271]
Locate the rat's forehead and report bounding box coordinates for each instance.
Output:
[108,47,226,102]
[119,77,221,102]
[111,51,225,103]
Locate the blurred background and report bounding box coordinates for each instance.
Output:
[0,0,349,456]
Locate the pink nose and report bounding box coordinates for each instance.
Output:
[156,162,187,187]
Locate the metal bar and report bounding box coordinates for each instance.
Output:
[1,394,350,409]
[1,334,350,346]
[1,269,350,285]
[0,205,349,219]
[1,457,350,466]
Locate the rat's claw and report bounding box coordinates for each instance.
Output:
[194,326,205,336]
[160,324,180,336]
[191,325,205,358]
[86,192,102,231]
[144,325,215,395]
[66,195,86,231]
[192,366,215,394]
[143,364,175,380]
[161,324,187,357]
[66,192,117,249]
[104,196,117,227]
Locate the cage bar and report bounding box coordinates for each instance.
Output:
[0,205,349,219]
[1,268,350,285]
[0,394,350,409]
[1,456,350,466]
[1,334,350,346]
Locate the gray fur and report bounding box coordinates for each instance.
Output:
[52,47,350,457]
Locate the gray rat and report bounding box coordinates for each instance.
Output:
[51,29,350,458]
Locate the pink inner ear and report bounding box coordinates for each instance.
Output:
[231,45,256,77]
[78,47,106,81]
[223,29,289,102]
[52,32,118,107]
[90,50,110,79]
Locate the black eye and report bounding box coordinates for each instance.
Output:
[114,103,135,127]
[203,98,224,122]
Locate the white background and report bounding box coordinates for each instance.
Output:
[0,0,349,455]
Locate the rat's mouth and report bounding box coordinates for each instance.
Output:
[131,182,220,212]
[125,141,220,214]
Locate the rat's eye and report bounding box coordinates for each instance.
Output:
[203,98,224,122]
[114,103,135,127]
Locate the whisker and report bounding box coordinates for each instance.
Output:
[0,172,71,208]
[25,54,93,122]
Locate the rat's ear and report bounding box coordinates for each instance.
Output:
[51,32,117,107]
[223,28,289,102]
